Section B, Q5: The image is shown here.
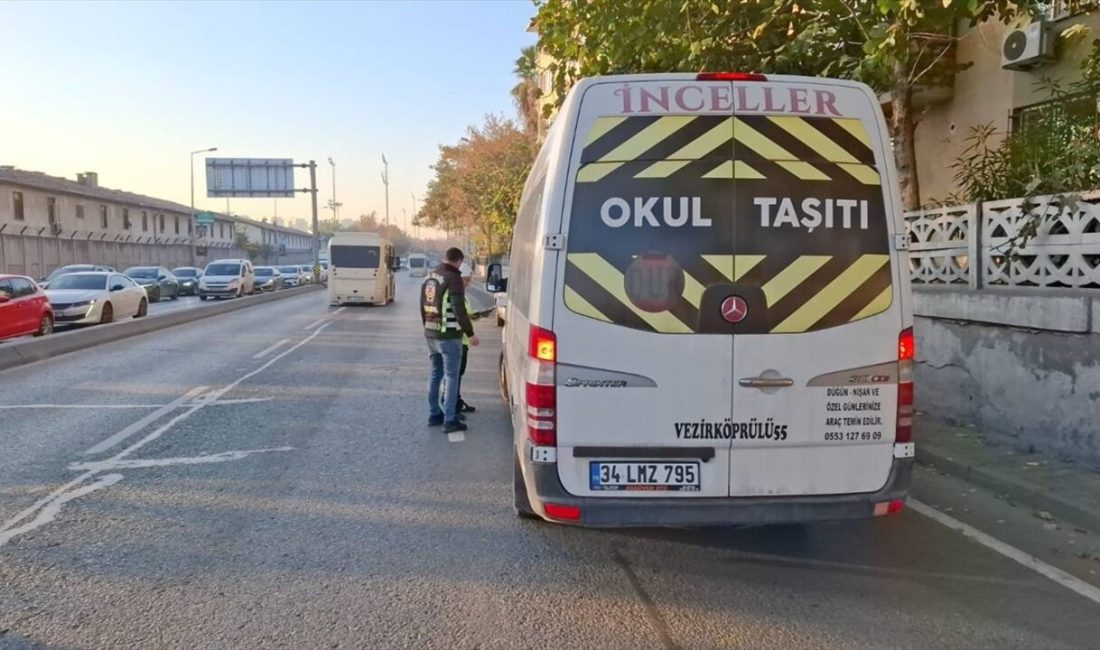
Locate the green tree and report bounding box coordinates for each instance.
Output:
[534,0,1040,210]
[512,45,542,140]
[417,114,533,257]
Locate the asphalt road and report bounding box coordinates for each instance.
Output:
[2,273,1099,649]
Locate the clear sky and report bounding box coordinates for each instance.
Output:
[0,0,536,236]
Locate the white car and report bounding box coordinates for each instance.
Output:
[277,265,306,287]
[46,272,148,324]
[500,73,913,527]
[199,259,255,300]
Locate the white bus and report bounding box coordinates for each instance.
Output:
[407,253,428,277]
[327,232,396,306]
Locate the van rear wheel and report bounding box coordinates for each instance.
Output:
[513,449,538,520]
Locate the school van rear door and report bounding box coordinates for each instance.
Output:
[553,75,904,500]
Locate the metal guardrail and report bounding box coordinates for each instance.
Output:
[905,191,1100,290]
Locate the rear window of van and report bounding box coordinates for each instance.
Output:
[563,112,892,335]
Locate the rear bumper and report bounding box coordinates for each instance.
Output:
[523,455,913,527]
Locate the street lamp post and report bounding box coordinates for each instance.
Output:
[328,157,339,224]
[190,147,217,264]
[381,154,390,229]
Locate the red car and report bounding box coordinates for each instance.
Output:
[0,274,54,341]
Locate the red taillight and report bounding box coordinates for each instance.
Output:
[898,327,915,361]
[543,503,581,521]
[874,499,906,516]
[529,325,556,362]
[696,72,767,82]
[526,325,557,446]
[897,328,915,443]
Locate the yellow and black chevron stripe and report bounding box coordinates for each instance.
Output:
[563,252,893,335]
[577,114,878,186]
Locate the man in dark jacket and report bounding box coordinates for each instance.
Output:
[420,247,479,433]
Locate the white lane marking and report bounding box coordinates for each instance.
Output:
[70,447,294,472]
[910,499,1100,606]
[0,474,123,547]
[0,323,333,547]
[331,306,347,315]
[252,338,290,359]
[0,398,273,410]
[302,318,327,331]
[82,386,208,456]
[447,432,466,443]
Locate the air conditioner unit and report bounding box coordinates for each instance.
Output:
[1002,21,1055,70]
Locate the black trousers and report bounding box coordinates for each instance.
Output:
[458,345,468,402]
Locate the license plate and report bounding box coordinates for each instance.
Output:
[589,461,700,492]
[347,296,365,302]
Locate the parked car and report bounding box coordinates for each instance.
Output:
[171,266,204,296]
[124,266,179,303]
[0,274,53,341]
[298,265,313,284]
[46,272,148,324]
[199,259,255,300]
[277,265,306,288]
[40,264,115,289]
[254,266,284,292]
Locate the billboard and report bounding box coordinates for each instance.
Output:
[205,158,295,198]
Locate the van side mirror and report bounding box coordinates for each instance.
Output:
[486,263,505,293]
[391,257,401,271]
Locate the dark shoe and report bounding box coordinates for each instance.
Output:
[443,420,468,433]
[428,415,444,427]
[458,400,476,413]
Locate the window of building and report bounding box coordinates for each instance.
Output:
[47,197,57,224]
[123,209,131,230]
[76,204,85,219]
[174,216,180,234]
[187,220,192,235]
[12,191,24,220]
[100,205,108,229]
[219,223,225,239]
[141,211,148,232]
[1010,90,1098,150]
[158,213,165,232]
[1041,0,1096,20]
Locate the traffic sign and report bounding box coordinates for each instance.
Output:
[195,212,216,225]
[206,158,295,198]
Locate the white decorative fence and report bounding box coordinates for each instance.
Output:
[905,191,1100,290]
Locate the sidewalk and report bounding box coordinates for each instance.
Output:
[916,416,1100,533]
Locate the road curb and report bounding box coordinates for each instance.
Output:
[915,444,1100,534]
[0,285,322,373]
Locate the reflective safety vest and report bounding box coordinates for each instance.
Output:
[421,272,460,336]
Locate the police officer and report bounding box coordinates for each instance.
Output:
[420,247,479,433]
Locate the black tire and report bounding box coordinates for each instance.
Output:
[513,448,539,520]
[33,314,53,337]
[199,295,208,302]
[170,287,179,300]
[497,315,505,327]
[135,298,148,319]
[150,288,160,303]
[99,303,114,324]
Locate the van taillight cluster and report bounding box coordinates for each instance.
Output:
[526,325,557,446]
[897,328,915,443]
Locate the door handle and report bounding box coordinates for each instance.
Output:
[739,377,794,388]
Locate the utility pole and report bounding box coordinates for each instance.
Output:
[327,157,341,224]
[306,161,321,282]
[411,192,418,241]
[381,153,390,228]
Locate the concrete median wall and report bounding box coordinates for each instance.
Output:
[914,287,1100,466]
[0,285,322,373]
